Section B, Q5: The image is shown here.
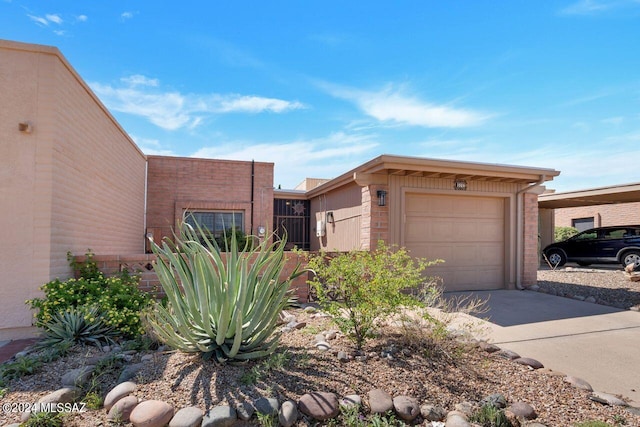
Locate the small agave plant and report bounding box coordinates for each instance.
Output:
[39,306,118,347]
[147,221,304,363]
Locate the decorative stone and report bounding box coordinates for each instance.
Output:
[445,411,471,427]
[585,296,597,303]
[514,357,544,369]
[507,401,537,420]
[104,381,137,411]
[235,401,254,421]
[481,393,507,409]
[392,395,419,421]
[253,397,279,415]
[590,391,628,406]
[141,354,154,362]
[108,396,138,422]
[129,400,174,427]
[169,406,204,427]
[315,341,331,351]
[454,402,475,418]
[536,368,565,377]
[324,330,338,340]
[337,351,349,362]
[118,363,145,383]
[367,389,393,414]
[420,404,447,421]
[202,405,237,427]
[61,366,95,387]
[37,387,80,404]
[564,376,593,391]
[298,392,340,420]
[278,400,298,427]
[497,349,520,360]
[340,394,362,408]
[479,341,500,353]
[355,355,368,362]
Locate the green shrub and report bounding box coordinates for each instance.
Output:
[27,252,152,338]
[146,221,304,363]
[307,241,442,349]
[38,306,118,347]
[22,410,64,427]
[469,404,513,427]
[555,226,579,242]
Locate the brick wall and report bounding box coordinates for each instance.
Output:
[361,184,389,250]
[555,202,640,229]
[146,156,274,245]
[75,252,310,302]
[523,193,539,285]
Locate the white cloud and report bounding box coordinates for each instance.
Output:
[53,30,66,36]
[45,14,62,24]
[121,75,159,87]
[121,11,134,21]
[130,135,176,156]
[560,0,640,15]
[191,132,379,188]
[322,82,490,128]
[90,75,306,131]
[28,14,49,26]
[76,15,88,22]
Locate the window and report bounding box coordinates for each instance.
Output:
[185,211,244,236]
[572,217,594,232]
[603,228,626,240]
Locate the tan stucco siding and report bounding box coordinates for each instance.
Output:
[310,182,362,251]
[0,41,146,338]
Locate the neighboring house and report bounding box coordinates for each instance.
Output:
[0,38,561,340]
[538,183,640,247]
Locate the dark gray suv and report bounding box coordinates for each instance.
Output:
[543,225,640,267]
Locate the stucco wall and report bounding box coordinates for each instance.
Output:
[310,182,362,251]
[554,202,640,229]
[146,156,274,244]
[0,40,146,339]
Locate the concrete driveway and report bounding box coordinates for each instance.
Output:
[447,290,640,407]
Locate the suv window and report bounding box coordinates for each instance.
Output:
[603,228,627,239]
[574,231,598,241]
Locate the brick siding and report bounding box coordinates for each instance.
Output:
[555,202,640,229]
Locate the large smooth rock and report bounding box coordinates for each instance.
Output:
[514,357,544,369]
[298,392,340,420]
[37,387,80,404]
[129,400,174,427]
[61,366,95,387]
[253,397,279,415]
[368,389,393,414]
[392,395,419,421]
[169,406,203,427]
[564,376,593,391]
[507,401,537,420]
[340,394,362,408]
[118,363,145,383]
[420,404,447,421]
[235,401,254,421]
[202,405,237,427]
[104,381,137,411]
[445,411,471,427]
[590,391,628,406]
[278,400,298,427]
[108,396,139,422]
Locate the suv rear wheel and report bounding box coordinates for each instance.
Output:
[545,249,566,267]
[621,250,640,267]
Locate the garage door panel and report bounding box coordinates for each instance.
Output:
[404,193,505,291]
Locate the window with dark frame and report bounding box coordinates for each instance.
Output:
[184,211,244,236]
[572,217,594,232]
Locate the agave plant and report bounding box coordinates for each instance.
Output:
[39,306,118,347]
[147,222,304,363]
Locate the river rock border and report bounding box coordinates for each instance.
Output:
[6,309,639,427]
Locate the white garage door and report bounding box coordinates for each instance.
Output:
[404,193,505,291]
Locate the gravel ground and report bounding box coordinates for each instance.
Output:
[2,302,640,426]
[536,265,640,310]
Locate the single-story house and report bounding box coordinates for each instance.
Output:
[0,38,560,340]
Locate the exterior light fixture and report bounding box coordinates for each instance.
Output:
[377,190,387,206]
[18,122,32,133]
[326,211,334,224]
[257,226,266,237]
[454,180,467,191]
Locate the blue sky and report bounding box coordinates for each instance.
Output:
[2,1,640,191]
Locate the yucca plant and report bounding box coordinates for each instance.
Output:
[38,305,118,347]
[147,221,304,363]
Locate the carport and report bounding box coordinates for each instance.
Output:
[538,182,640,251]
